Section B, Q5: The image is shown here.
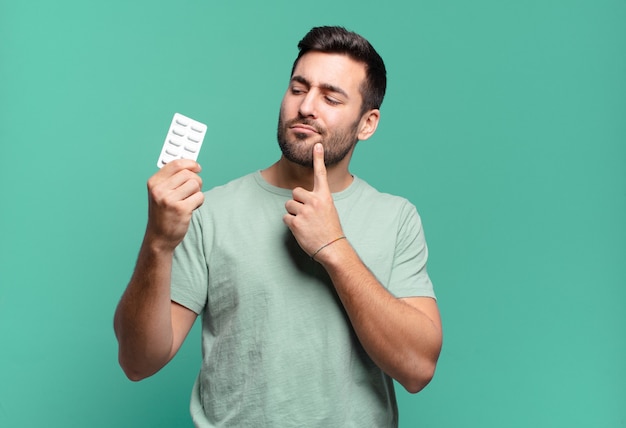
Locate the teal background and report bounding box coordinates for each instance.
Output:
[1,0,625,427]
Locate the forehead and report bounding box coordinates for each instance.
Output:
[291,51,366,96]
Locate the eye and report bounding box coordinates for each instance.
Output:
[325,96,341,106]
[291,86,305,95]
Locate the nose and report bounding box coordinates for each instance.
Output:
[298,90,317,118]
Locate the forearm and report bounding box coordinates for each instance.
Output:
[114,235,176,381]
[114,160,204,380]
[317,240,442,393]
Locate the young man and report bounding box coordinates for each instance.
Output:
[114,26,442,427]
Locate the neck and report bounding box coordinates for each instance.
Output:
[261,155,354,192]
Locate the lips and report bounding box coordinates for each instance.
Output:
[290,123,320,134]
[286,117,325,135]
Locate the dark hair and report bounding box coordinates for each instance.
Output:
[291,26,387,113]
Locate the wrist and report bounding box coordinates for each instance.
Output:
[311,236,347,260]
[142,229,179,256]
[312,236,354,268]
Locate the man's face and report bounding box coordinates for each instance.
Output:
[277,51,368,168]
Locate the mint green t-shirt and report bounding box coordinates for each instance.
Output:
[171,171,435,427]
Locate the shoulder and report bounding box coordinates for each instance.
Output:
[336,177,423,235]
[204,172,258,197]
[350,176,417,214]
[189,172,259,223]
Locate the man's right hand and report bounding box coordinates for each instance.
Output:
[114,159,203,381]
[145,159,205,251]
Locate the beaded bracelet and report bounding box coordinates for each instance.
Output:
[311,236,346,260]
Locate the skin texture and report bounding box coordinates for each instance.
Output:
[114,159,202,380]
[114,51,442,393]
[281,143,442,393]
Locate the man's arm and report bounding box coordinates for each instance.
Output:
[283,144,442,393]
[113,160,204,381]
[315,246,441,393]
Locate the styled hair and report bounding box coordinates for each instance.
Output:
[291,26,387,113]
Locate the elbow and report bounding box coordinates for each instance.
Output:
[122,366,150,382]
[399,359,438,394]
[115,335,151,381]
[401,330,443,394]
[119,356,150,382]
[118,351,160,382]
[114,324,168,382]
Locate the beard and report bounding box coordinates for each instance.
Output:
[276,112,360,168]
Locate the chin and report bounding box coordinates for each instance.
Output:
[278,144,314,168]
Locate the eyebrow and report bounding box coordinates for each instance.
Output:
[291,75,349,99]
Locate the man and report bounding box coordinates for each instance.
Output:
[114,26,442,427]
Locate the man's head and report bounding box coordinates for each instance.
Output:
[291,26,387,115]
[277,27,386,168]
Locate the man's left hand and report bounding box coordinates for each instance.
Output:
[283,143,345,258]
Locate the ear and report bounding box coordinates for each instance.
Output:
[357,109,380,141]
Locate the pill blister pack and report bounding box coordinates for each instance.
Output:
[157,113,207,168]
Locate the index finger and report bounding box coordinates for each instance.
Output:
[150,159,202,188]
[313,143,329,193]
[160,158,202,175]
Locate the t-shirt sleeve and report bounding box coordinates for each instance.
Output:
[387,201,436,299]
[170,210,209,314]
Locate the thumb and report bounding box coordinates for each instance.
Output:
[313,143,329,193]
